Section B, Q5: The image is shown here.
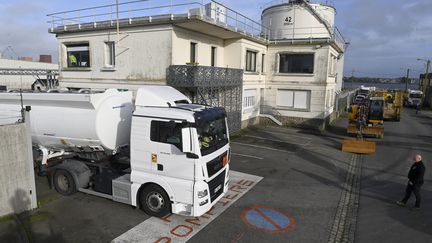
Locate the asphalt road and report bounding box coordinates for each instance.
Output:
[356,108,432,243]
[1,108,431,242]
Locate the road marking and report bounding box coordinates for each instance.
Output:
[232,153,264,160]
[231,142,295,153]
[258,131,313,141]
[112,171,263,243]
[241,205,295,233]
[244,135,310,146]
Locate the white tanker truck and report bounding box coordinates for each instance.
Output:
[0,86,230,217]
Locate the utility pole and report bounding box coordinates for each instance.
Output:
[405,68,410,91]
[417,58,431,106]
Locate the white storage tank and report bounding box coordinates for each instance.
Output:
[262,1,336,40]
[0,89,134,152]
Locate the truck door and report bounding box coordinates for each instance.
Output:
[149,120,195,181]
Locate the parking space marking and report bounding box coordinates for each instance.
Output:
[231,142,295,153]
[112,171,263,243]
[232,153,264,160]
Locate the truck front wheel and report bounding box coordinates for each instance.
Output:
[53,169,77,196]
[140,185,171,217]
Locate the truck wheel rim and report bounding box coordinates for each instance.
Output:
[57,174,69,191]
[147,192,164,212]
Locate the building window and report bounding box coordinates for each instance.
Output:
[245,50,257,72]
[190,42,197,63]
[150,121,183,151]
[243,89,256,110]
[261,54,265,73]
[276,89,310,110]
[66,43,90,68]
[211,46,217,67]
[279,53,314,74]
[104,42,115,67]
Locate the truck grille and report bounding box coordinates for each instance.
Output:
[207,153,226,177]
[208,170,226,203]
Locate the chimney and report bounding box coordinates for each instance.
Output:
[39,55,52,63]
[20,56,33,62]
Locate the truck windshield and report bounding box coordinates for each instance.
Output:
[195,109,228,156]
[410,94,422,99]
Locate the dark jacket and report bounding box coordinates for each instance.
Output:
[408,161,425,185]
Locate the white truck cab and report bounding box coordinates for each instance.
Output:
[405,89,423,107]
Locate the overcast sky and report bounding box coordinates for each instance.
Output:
[0,0,431,78]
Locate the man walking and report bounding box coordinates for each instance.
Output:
[397,154,426,209]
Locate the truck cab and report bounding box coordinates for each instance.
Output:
[405,90,423,107]
[128,86,230,216]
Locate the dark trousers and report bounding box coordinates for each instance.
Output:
[402,183,422,207]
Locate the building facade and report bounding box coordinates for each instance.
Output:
[49,0,346,130]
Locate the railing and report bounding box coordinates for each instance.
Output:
[47,0,269,39]
[168,65,243,87]
[269,26,346,50]
[261,0,335,10]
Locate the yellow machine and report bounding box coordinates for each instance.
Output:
[346,97,384,139]
[342,104,377,154]
[371,90,403,121]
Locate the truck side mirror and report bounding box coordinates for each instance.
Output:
[182,128,193,154]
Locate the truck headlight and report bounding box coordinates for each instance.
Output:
[198,189,208,198]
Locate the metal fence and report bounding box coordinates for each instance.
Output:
[334,90,356,114]
[168,65,243,133]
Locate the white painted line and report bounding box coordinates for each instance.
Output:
[260,131,313,142]
[112,171,263,243]
[231,142,295,153]
[232,153,264,160]
[244,135,310,146]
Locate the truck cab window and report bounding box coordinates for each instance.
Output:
[150,121,182,150]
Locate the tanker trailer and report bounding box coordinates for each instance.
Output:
[0,89,134,165]
[0,86,231,217]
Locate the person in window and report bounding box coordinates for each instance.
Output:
[69,54,77,66]
[198,123,213,149]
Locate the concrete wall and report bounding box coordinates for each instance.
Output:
[0,111,37,217]
[172,26,224,67]
[58,25,173,90]
[0,59,58,89]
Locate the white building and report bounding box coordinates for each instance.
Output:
[48,0,346,130]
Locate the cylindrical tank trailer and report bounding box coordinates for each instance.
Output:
[0,89,134,152]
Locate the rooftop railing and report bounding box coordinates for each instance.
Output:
[47,0,269,40]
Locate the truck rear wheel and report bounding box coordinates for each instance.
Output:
[140,185,171,217]
[53,169,77,196]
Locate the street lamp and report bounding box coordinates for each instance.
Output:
[417,58,431,106]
